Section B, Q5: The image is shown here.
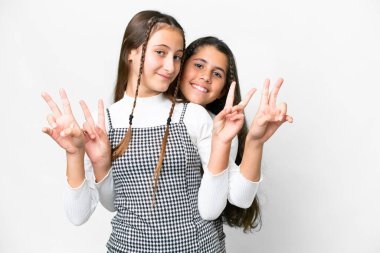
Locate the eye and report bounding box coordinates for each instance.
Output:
[213,71,223,78]
[155,50,165,56]
[194,63,203,69]
[174,55,182,61]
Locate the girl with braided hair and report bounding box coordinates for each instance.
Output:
[42,11,256,252]
[178,36,293,232]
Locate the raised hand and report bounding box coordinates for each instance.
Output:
[42,89,84,154]
[79,99,111,181]
[213,81,256,143]
[248,78,293,144]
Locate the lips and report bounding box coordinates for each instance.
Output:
[191,83,208,93]
[157,73,171,80]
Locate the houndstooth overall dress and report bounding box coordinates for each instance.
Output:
[105,103,226,253]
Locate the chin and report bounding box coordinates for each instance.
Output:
[188,95,207,106]
[159,86,171,93]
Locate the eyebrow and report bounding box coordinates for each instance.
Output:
[153,44,184,53]
[193,58,226,73]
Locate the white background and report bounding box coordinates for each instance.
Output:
[1,0,379,252]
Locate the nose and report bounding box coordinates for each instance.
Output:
[163,55,175,74]
[200,71,211,83]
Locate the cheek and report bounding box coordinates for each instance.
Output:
[144,53,161,70]
[183,65,197,81]
[214,80,226,96]
[180,66,192,83]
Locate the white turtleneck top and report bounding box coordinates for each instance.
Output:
[64,93,260,225]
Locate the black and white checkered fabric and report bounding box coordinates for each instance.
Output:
[105,103,225,253]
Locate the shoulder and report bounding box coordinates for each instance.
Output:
[182,103,213,139]
[105,98,132,127]
[183,103,212,122]
[107,98,127,117]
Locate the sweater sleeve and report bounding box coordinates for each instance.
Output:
[63,107,116,225]
[63,154,100,226]
[183,103,229,220]
[95,168,116,212]
[227,136,262,208]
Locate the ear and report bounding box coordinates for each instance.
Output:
[128,48,139,61]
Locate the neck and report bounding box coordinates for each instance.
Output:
[125,84,160,98]
[126,75,160,98]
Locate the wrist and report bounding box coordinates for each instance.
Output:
[208,138,231,175]
[66,150,85,188]
[66,149,85,160]
[93,162,111,174]
[93,160,111,183]
[212,132,233,146]
[245,138,264,150]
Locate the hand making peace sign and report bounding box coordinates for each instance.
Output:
[79,100,111,178]
[41,89,85,154]
[248,78,293,144]
[213,81,256,143]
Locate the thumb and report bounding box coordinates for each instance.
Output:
[214,108,228,122]
[95,125,107,139]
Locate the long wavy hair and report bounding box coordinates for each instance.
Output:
[175,36,262,232]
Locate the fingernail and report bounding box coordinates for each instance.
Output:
[52,123,57,128]
[60,131,65,137]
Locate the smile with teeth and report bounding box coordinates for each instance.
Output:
[191,83,208,93]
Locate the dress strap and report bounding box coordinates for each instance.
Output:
[106,108,113,130]
[179,103,188,123]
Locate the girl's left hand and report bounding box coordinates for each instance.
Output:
[79,99,112,179]
[248,78,293,144]
[213,81,256,143]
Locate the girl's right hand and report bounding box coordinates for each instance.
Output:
[79,99,111,181]
[42,89,84,155]
[212,81,256,144]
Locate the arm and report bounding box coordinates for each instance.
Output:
[240,78,293,181]
[64,153,115,226]
[42,89,97,225]
[184,104,229,220]
[228,137,261,208]
[63,154,100,225]
[197,82,256,219]
[80,100,116,212]
[230,78,293,207]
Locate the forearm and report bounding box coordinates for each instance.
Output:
[239,139,263,182]
[95,169,116,212]
[198,168,228,220]
[207,138,231,175]
[66,151,86,187]
[93,163,111,183]
[63,179,99,226]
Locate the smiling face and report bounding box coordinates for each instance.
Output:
[180,45,228,106]
[127,25,184,97]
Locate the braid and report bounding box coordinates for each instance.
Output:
[112,17,159,161]
[152,37,186,206]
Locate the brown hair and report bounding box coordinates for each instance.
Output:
[175,36,262,232]
[111,10,185,204]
